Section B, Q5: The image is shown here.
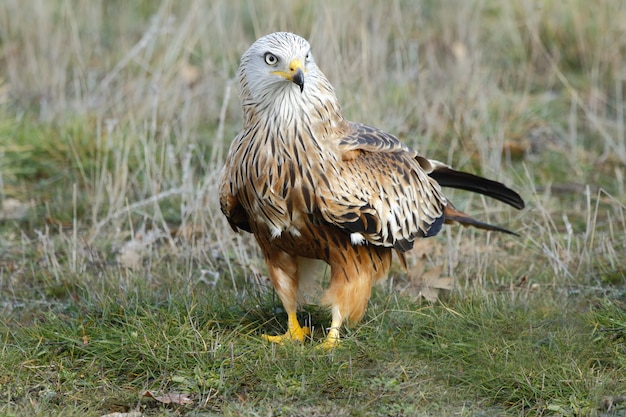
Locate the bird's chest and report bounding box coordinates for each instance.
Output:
[236,124,340,243]
[241,151,312,237]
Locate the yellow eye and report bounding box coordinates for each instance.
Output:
[264,52,278,66]
[305,52,312,62]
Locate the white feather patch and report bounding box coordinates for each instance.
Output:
[289,227,302,237]
[350,232,366,246]
[270,226,282,239]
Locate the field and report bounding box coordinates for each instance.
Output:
[1,0,625,416]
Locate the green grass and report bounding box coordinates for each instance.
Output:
[2,275,625,416]
[1,0,625,415]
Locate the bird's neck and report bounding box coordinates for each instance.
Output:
[242,79,347,142]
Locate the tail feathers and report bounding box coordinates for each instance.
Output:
[429,165,525,210]
[444,204,519,236]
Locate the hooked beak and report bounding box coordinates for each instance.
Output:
[273,58,305,93]
[291,66,305,92]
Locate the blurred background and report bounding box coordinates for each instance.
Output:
[2,0,623,283]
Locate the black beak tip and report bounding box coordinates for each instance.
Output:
[292,69,305,93]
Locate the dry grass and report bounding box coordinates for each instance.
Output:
[1,0,625,416]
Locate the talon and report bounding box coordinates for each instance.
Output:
[263,312,310,344]
[317,337,340,350]
[317,327,341,350]
[262,326,310,344]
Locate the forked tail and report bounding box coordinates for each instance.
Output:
[443,204,519,236]
[428,164,524,235]
[429,165,525,210]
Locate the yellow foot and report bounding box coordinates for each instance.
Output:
[317,337,340,350]
[316,327,341,350]
[262,326,310,344]
[262,312,310,345]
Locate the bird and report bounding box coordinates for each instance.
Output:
[219,32,524,349]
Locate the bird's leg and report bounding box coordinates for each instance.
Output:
[319,306,343,350]
[319,244,389,350]
[261,250,310,344]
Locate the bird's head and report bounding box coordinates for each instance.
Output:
[238,32,318,102]
[237,32,343,130]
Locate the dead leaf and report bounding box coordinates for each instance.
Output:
[409,239,436,259]
[502,140,529,160]
[179,62,201,86]
[45,215,73,228]
[118,247,142,270]
[450,41,467,64]
[143,390,194,405]
[117,228,164,269]
[0,198,33,220]
[402,258,454,302]
[601,395,626,411]
[170,224,204,240]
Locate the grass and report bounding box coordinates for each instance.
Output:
[1,0,625,415]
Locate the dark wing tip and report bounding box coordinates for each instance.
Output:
[429,166,525,210]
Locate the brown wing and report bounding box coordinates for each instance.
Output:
[316,122,446,252]
[339,122,413,154]
[218,131,253,233]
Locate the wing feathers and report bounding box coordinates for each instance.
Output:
[320,138,445,251]
[324,122,526,249]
